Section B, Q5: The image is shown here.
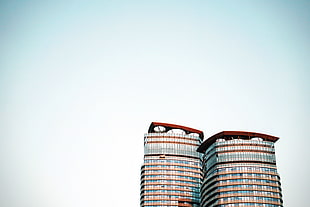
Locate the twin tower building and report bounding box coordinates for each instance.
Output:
[140,122,283,207]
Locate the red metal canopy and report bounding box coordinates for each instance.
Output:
[148,122,204,140]
[197,131,279,153]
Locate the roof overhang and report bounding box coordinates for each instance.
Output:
[197,131,279,153]
[148,122,204,140]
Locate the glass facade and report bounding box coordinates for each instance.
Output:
[197,132,283,207]
[140,122,204,207]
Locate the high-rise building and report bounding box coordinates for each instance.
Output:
[140,122,204,207]
[197,131,283,207]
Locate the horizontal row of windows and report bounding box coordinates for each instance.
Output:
[219,173,276,178]
[142,206,179,207]
[205,173,278,182]
[216,162,276,168]
[145,155,200,160]
[217,196,281,202]
[144,165,200,171]
[144,175,200,181]
[145,133,201,139]
[144,159,200,166]
[145,148,201,158]
[217,190,280,197]
[209,166,278,175]
[202,184,281,195]
[219,152,274,159]
[215,145,275,153]
[142,185,200,192]
[145,138,200,145]
[143,180,200,185]
[143,189,200,196]
[216,139,274,147]
[145,143,199,150]
[206,166,278,179]
[217,179,279,184]
[142,206,180,207]
[143,199,200,203]
[217,184,281,191]
[216,203,281,207]
[143,195,199,200]
[143,170,201,176]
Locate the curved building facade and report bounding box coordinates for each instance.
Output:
[197,131,283,207]
[140,122,204,207]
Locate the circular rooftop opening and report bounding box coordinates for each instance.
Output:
[154,126,166,132]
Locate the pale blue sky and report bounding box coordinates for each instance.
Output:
[1,1,309,207]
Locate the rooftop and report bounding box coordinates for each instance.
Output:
[197,131,279,153]
[148,122,204,140]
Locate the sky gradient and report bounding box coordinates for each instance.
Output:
[1,1,309,206]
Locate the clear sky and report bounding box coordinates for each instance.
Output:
[1,0,309,206]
